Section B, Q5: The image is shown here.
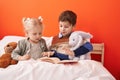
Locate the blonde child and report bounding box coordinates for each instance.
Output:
[12,16,48,60]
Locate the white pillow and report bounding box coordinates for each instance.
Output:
[42,36,53,49]
[0,36,25,56]
[0,36,53,56]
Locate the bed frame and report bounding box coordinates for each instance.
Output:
[90,43,104,64]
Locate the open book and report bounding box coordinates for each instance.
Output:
[39,57,78,64]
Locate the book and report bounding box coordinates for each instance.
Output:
[39,57,78,64]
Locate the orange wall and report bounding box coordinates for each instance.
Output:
[0,0,120,79]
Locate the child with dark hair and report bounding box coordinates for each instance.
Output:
[42,10,93,60]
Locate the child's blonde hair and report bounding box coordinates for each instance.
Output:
[22,16,43,31]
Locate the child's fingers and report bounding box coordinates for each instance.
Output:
[24,54,31,59]
[41,52,45,56]
[63,47,68,50]
[42,52,49,57]
[47,52,50,57]
[42,52,54,57]
[42,52,47,57]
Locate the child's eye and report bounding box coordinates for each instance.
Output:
[59,25,63,27]
[39,33,42,35]
[33,33,37,35]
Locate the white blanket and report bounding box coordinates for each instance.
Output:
[0,59,115,80]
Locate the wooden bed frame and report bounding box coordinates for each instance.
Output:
[90,43,104,64]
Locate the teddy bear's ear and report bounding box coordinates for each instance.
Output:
[4,42,17,50]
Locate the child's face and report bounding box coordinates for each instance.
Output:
[26,26,43,43]
[59,21,74,37]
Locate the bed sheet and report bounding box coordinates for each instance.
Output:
[0,59,115,80]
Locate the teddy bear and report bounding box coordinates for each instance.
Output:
[69,31,93,60]
[0,42,18,68]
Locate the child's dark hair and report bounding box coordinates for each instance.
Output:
[58,10,77,26]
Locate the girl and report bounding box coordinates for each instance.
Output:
[12,16,48,60]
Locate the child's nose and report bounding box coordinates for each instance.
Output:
[61,27,65,31]
[37,34,41,38]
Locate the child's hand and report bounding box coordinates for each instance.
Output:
[42,51,54,57]
[64,48,75,57]
[18,54,31,60]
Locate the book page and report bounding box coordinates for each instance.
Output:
[39,57,78,64]
[39,57,60,64]
[58,60,78,64]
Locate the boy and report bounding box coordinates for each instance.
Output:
[42,10,93,60]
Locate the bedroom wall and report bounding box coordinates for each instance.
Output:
[0,0,120,79]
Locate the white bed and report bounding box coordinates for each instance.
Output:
[0,36,116,80]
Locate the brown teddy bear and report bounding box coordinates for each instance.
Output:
[0,42,18,68]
